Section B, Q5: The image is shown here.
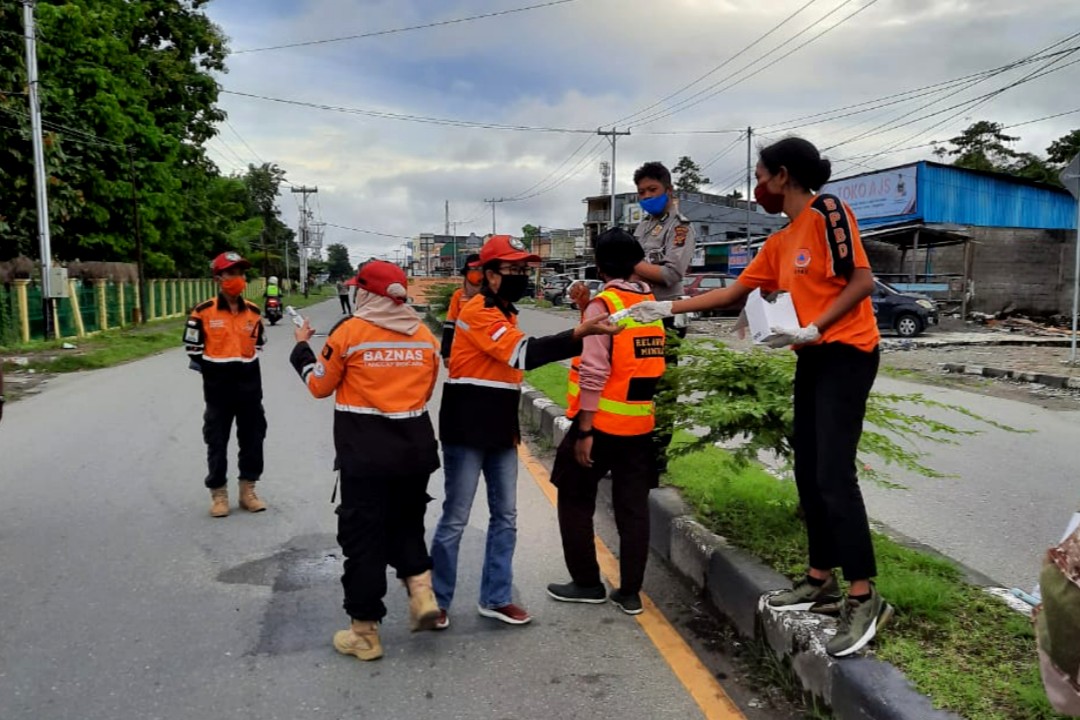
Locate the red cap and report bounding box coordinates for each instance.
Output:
[356,260,409,304]
[211,251,251,275]
[479,235,540,266]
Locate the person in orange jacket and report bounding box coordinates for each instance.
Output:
[290,260,442,662]
[431,235,621,628]
[440,253,483,367]
[184,251,268,518]
[546,229,666,615]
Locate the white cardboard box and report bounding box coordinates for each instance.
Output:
[745,288,800,345]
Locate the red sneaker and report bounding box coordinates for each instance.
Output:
[477,603,532,625]
[433,609,450,631]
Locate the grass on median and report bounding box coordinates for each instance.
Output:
[526,363,1064,720]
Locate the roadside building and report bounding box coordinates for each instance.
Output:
[823,162,1078,315]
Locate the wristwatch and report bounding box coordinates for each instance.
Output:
[577,427,593,438]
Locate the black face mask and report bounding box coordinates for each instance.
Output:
[496,274,529,303]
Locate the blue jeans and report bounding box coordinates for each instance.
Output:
[431,443,519,610]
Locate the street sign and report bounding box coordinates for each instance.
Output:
[1060,154,1080,200]
[728,246,750,272]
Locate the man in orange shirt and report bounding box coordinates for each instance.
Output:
[630,137,890,658]
[440,253,482,367]
[290,261,441,662]
[184,251,268,518]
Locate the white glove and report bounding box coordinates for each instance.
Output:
[765,324,820,348]
[628,300,673,323]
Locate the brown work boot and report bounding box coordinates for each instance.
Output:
[209,487,229,518]
[238,480,266,513]
[333,620,383,661]
[404,570,440,631]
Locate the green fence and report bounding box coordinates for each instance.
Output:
[0,285,20,345]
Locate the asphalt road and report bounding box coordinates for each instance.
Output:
[516,306,1080,590]
[0,300,781,720]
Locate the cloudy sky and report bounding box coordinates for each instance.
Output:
[203,0,1080,263]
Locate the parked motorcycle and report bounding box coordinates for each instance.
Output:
[265,296,283,326]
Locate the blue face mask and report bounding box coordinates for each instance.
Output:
[639,193,669,216]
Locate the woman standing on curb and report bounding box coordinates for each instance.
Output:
[629,136,891,658]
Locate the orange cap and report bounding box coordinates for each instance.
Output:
[479,235,540,265]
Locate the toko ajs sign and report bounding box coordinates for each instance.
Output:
[822,164,918,220]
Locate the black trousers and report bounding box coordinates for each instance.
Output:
[339,294,351,313]
[551,422,656,595]
[792,343,880,581]
[337,470,433,622]
[203,397,266,489]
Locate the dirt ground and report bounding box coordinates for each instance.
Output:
[689,315,1080,411]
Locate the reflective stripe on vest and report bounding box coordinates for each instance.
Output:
[566,287,666,436]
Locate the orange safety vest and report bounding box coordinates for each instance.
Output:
[304,317,440,419]
[567,287,666,436]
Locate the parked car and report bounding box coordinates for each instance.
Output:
[683,273,743,317]
[559,279,605,307]
[871,278,938,338]
[541,275,572,304]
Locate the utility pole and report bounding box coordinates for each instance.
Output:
[127,148,145,323]
[445,200,450,236]
[290,185,317,293]
[597,128,631,229]
[23,0,54,338]
[484,198,508,235]
[745,126,753,250]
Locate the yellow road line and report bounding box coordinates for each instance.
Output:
[518,442,746,720]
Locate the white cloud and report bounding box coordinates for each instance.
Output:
[205,0,1080,257]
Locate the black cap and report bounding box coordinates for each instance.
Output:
[460,253,482,275]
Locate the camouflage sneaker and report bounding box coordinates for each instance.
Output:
[826,587,894,658]
[767,575,843,613]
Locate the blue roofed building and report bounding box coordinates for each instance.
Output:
[822,161,1078,315]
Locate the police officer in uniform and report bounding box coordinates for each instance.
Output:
[184,251,268,517]
[629,162,695,473]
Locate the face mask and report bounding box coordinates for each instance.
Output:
[221,276,247,297]
[639,193,669,216]
[465,270,484,287]
[496,274,529,303]
[753,182,785,215]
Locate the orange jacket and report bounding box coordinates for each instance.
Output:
[567,287,666,436]
[290,316,441,478]
[184,295,266,398]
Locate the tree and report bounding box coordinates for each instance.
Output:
[672,156,710,192]
[325,243,353,280]
[1047,129,1080,166]
[521,224,540,250]
[726,190,743,201]
[933,121,1019,173]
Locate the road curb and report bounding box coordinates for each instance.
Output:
[518,384,962,720]
[943,362,1079,389]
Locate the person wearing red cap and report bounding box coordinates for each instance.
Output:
[290,260,442,662]
[440,253,483,367]
[430,235,621,628]
[183,251,268,517]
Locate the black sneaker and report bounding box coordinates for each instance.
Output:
[547,581,607,604]
[609,589,644,615]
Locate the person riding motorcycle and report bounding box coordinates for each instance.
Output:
[264,276,283,325]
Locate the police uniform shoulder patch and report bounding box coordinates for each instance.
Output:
[673,225,689,247]
[675,212,690,223]
[194,299,214,312]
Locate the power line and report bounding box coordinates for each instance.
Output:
[633,0,883,128]
[323,222,411,240]
[609,0,824,127]
[234,0,582,54]
[220,89,596,133]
